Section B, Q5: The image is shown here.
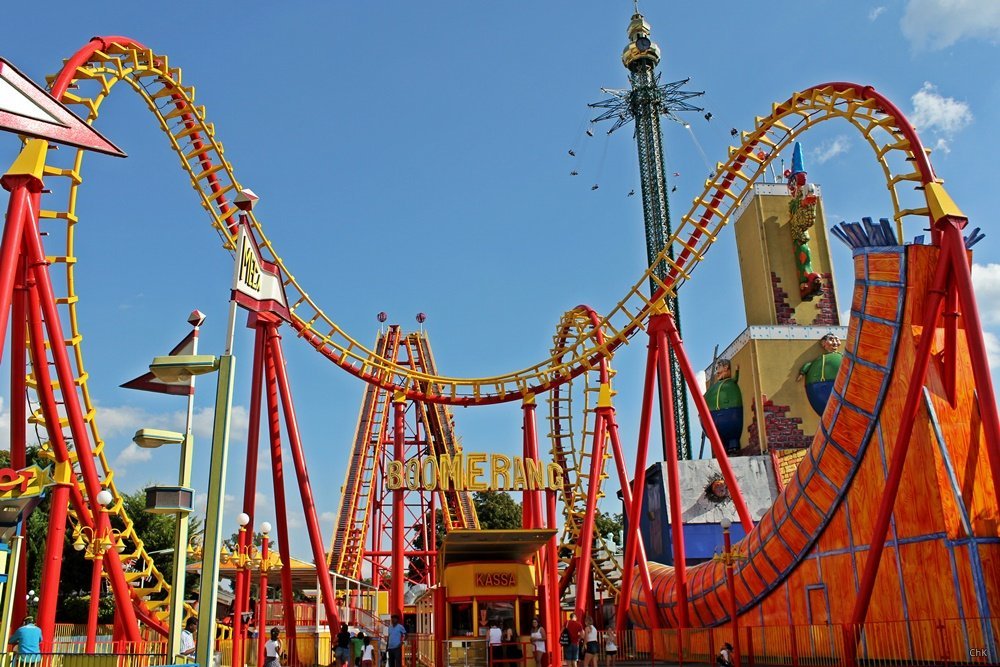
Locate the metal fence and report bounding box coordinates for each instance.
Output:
[0,654,169,667]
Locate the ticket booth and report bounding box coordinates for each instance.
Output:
[416,529,555,667]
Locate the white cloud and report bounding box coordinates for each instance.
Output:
[320,510,337,524]
[869,6,887,21]
[115,443,153,466]
[973,263,1000,326]
[933,138,951,154]
[813,136,850,165]
[814,137,850,164]
[985,332,1000,368]
[911,82,973,136]
[94,403,249,445]
[901,0,1000,50]
[195,492,236,514]
[695,370,707,394]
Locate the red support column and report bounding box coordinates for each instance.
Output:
[263,337,299,665]
[574,405,608,619]
[10,256,27,629]
[522,397,542,529]
[267,331,342,629]
[391,394,406,618]
[234,325,268,667]
[0,177,34,363]
[605,410,658,627]
[653,324,689,629]
[25,283,74,644]
[944,223,1000,494]
[618,336,665,631]
[661,316,754,533]
[847,241,953,664]
[23,213,141,640]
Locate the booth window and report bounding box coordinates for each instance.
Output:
[519,600,536,635]
[451,602,474,636]
[480,600,515,634]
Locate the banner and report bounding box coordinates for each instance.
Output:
[121,330,197,395]
[231,221,291,322]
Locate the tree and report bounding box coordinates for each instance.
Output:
[594,511,624,547]
[472,491,522,530]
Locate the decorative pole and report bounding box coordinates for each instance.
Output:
[591,9,702,460]
[714,518,745,667]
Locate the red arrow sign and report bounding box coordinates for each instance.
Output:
[0,57,125,157]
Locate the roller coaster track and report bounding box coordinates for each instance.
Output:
[20,30,937,628]
[329,328,478,582]
[547,307,622,597]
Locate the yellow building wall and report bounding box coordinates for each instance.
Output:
[730,338,827,452]
[734,187,839,327]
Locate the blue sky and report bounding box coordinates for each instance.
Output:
[1,1,998,560]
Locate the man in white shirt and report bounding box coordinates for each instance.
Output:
[487,621,503,666]
[180,619,197,659]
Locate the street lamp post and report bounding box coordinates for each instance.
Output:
[149,351,236,667]
[73,488,124,653]
[254,522,281,667]
[714,518,746,667]
[226,513,254,667]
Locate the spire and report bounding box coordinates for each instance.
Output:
[790,141,807,179]
[622,9,661,69]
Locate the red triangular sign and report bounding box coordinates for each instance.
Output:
[0,58,125,157]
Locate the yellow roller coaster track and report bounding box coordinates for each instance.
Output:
[16,34,939,628]
[547,307,622,597]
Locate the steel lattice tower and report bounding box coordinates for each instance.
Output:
[591,10,703,460]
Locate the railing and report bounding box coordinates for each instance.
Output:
[611,617,1000,666]
[264,602,317,628]
[0,653,168,667]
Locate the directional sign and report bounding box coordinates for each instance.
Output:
[0,57,125,157]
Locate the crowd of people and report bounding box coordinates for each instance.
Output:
[558,613,617,667]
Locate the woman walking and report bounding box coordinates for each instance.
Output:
[581,617,599,667]
[264,628,282,667]
[530,617,546,667]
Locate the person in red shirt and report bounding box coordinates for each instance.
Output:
[563,613,584,667]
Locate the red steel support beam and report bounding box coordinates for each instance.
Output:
[233,324,267,667]
[662,315,754,533]
[654,325,689,629]
[10,256,27,629]
[0,178,34,364]
[847,239,953,664]
[25,280,76,644]
[574,411,608,619]
[522,397,542,529]
[268,330,342,630]
[391,394,406,617]
[605,409,657,626]
[23,212,142,639]
[264,339,299,665]
[618,336,666,631]
[86,554,103,652]
[944,222,1000,497]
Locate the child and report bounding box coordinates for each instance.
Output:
[361,635,377,667]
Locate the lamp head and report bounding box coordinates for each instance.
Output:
[720,517,732,530]
[96,489,114,507]
[237,512,251,527]
[260,521,272,535]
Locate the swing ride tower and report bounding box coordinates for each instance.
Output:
[591,10,703,459]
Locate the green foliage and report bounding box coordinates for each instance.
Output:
[472,491,522,530]
[594,511,624,545]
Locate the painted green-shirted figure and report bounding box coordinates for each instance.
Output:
[799,333,843,416]
[705,359,743,453]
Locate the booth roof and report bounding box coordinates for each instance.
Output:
[439,529,556,568]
